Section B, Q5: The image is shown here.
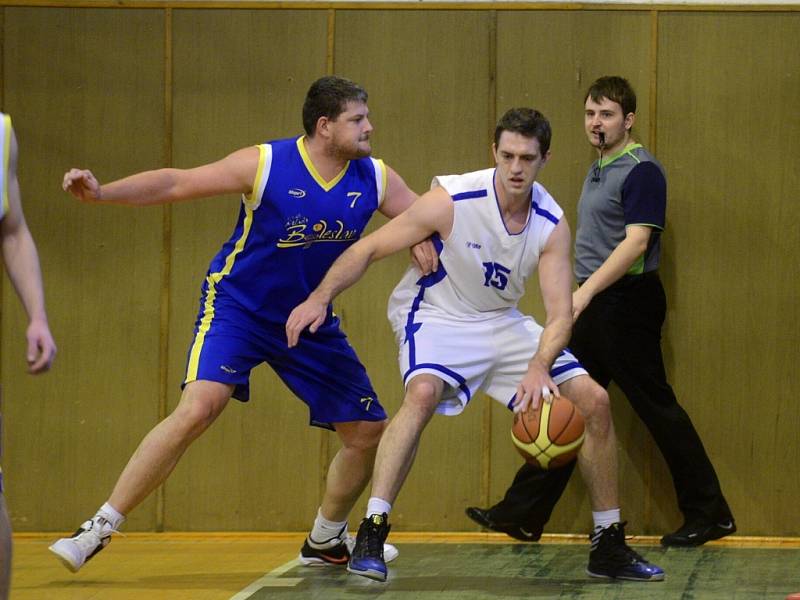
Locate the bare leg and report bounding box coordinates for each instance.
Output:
[108,380,232,515]
[559,375,618,511]
[0,495,10,600]
[320,419,385,522]
[370,375,444,504]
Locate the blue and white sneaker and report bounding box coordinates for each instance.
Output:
[586,522,665,581]
[347,513,391,582]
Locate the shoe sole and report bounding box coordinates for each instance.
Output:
[586,568,665,582]
[48,544,80,573]
[297,554,349,567]
[347,565,387,582]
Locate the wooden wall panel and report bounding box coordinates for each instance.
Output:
[658,12,800,536]
[0,4,796,538]
[333,10,493,530]
[494,10,667,536]
[1,8,165,531]
[166,9,329,531]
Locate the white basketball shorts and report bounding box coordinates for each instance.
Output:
[391,309,587,416]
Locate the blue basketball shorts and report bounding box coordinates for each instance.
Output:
[182,290,386,430]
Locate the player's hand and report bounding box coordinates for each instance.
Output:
[571,288,592,322]
[512,360,559,414]
[26,318,56,374]
[410,238,438,275]
[285,296,328,348]
[62,168,102,202]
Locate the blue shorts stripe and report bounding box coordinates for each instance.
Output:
[404,363,472,403]
[550,361,583,377]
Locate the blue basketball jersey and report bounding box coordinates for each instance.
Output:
[203,136,387,323]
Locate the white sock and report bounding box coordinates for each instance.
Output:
[98,502,126,530]
[309,508,347,546]
[366,497,392,518]
[592,508,621,532]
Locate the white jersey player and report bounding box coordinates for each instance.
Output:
[287,107,664,584]
[387,169,585,416]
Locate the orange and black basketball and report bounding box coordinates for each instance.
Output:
[511,395,585,469]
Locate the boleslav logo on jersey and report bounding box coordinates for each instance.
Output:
[288,188,306,198]
[277,214,358,249]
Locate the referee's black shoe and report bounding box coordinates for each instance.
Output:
[465,507,543,542]
[661,518,736,547]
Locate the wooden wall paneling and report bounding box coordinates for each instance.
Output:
[2,7,165,531]
[333,9,493,530]
[167,9,329,531]
[494,10,670,535]
[658,11,800,537]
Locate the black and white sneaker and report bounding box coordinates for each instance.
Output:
[49,515,117,572]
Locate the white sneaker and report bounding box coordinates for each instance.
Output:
[49,515,116,572]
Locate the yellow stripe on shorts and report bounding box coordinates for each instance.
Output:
[184,206,255,383]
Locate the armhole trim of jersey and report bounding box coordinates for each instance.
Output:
[242,143,271,210]
[371,157,387,207]
[1,114,11,218]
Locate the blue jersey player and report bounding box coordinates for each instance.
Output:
[50,76,419,572]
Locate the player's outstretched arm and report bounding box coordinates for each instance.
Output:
[2,125,56,374]
[286,187,452,347]
[513,218,573,414]
[62,146,260,206]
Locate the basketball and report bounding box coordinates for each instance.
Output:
[511,395,585,469]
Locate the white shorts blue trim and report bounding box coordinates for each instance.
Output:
[396,310,587,416]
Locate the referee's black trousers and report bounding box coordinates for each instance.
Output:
[486,272,732,530]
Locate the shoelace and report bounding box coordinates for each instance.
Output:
[619,543,647,565]
[73,519,121,553]
[355,521,385,558]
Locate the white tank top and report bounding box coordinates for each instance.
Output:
[388,168,563,326]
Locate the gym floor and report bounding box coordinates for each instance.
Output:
[10,532,800,599]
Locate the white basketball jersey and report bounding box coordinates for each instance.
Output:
[388,168,563,330]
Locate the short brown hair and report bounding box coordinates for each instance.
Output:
[585,76,637,116]
[302,76,368,136]
[494,108,552,154]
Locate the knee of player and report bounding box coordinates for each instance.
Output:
[403,378,442,415]
[171,396,223,435]
[344,419,386,451]
[578,384,611,428]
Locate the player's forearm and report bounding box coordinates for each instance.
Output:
[99,169,186,206]
[529,314,572,372]
[2,227,49,323]
[309,242,376,305]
